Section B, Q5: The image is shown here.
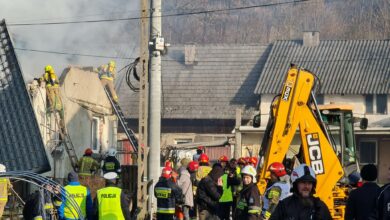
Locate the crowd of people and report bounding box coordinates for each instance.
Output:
[154,146,390,220]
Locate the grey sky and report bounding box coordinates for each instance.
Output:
[0,0,140,80]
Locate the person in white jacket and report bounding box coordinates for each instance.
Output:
[178,162,194,220]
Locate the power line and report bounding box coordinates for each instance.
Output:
[14,47,136,60]
[8,0,311,26]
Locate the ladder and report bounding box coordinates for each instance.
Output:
[54,114,79,170]
[104,88,138,152]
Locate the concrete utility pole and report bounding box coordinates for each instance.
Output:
[234,108,242,159]
[137,0,150,217]
[148,0,163,213]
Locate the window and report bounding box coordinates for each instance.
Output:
[377,94,387,114]
[358,140,377,164]
[365,95,373,114]
[365,94,388,114]
[174,139,192,144]
[91,117,101,151]
[315,94,324,105]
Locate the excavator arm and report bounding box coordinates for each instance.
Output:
[257,65,344,218]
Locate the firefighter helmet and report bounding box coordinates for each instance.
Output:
[0,164,6,172]
[218,155,229,163]
[107,148,117,157]
[268,162,287,177]
[188,161,199,172]
[84,148,93,156]
[291,164,316,184]
[237,157,247,165]
[241,165,257,183]
[161,167,172,179]
[248,157,258,166]
[198,153,209,163]
[45,65,53,73]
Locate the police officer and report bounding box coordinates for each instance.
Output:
[58,171,93,220]
[233,165,262,220]
[270,164,331,220]
[94,172,131,220]
[154,167,184,220]
[262,162,291,220]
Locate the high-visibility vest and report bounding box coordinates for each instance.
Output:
[219,173,233,202]
[63,185,88,219]
[97,187,125,220]
[0,178,9,201]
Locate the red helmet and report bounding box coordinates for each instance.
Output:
[268,162,287,177]
[188,161,199,172]
[84,148,93,156]
[161,167,172,179]
[198,153,209,163]
[165,160,172,168]
[237,157,247,165]
[219,155,229,163]
[248,157,258,166]
[197,146,205,151]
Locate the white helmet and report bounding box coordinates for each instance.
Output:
[241,165,257,183]
[107,148,117,157]
[291,164,316,184]
[0,164,6,172]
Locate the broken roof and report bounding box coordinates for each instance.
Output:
[255,40,390,95]
[0,20,50,173]
[118,44,271,120]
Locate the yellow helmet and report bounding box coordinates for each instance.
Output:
[108,61,116,68]
[45,65,53,72]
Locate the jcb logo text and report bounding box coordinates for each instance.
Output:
[306,133,325,175]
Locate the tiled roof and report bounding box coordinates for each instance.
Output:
[118,44,271,120]
[255,40,390,95]
[0,20,50,173]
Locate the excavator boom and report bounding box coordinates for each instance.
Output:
[257,65,345,218]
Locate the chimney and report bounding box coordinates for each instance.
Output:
[184,44,196,65]
[303,31,320,47]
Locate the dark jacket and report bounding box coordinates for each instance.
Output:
[102,156,121,174]
[92,182,131,220]
[270,193,332,220]
[233,183,262,220]
[154,177,184,215]
[345,182,380,220]
[196,176,223,213]
[370,183,390,220]
[23,190,55,220]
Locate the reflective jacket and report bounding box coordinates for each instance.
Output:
[234,183,262,220]
[59,182,93,220]
[270,193,332,220]
[102,156,121,175]
[78,156,100,176]
[262,178,291,218]
[97,187,124,220]
[0,178,10,202]
[154,177,183,214]
[43,71,59,88]
[98,64,116,81]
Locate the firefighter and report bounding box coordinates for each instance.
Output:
[218,156,240,220]
[261,162,291,220]
[188,161,199,219]
[77,148,100,177]
[0,164,11,218]
[98,61,118,103]
[102,148,121,176]
[59,172,93,220]
[93,172,131,220]
[270,164,331,220]
[23,183,57,220]
[193,146,204,161]
[42,65,63,112]
[196,153,212,184]
[233,165,262,220]
[154,167,184,220]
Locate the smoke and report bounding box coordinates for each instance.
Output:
[0,0,140,81]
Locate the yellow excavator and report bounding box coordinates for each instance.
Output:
[253,64,367,219]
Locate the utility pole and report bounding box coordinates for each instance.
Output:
[137,0,150,218]
[148,0,163,212]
